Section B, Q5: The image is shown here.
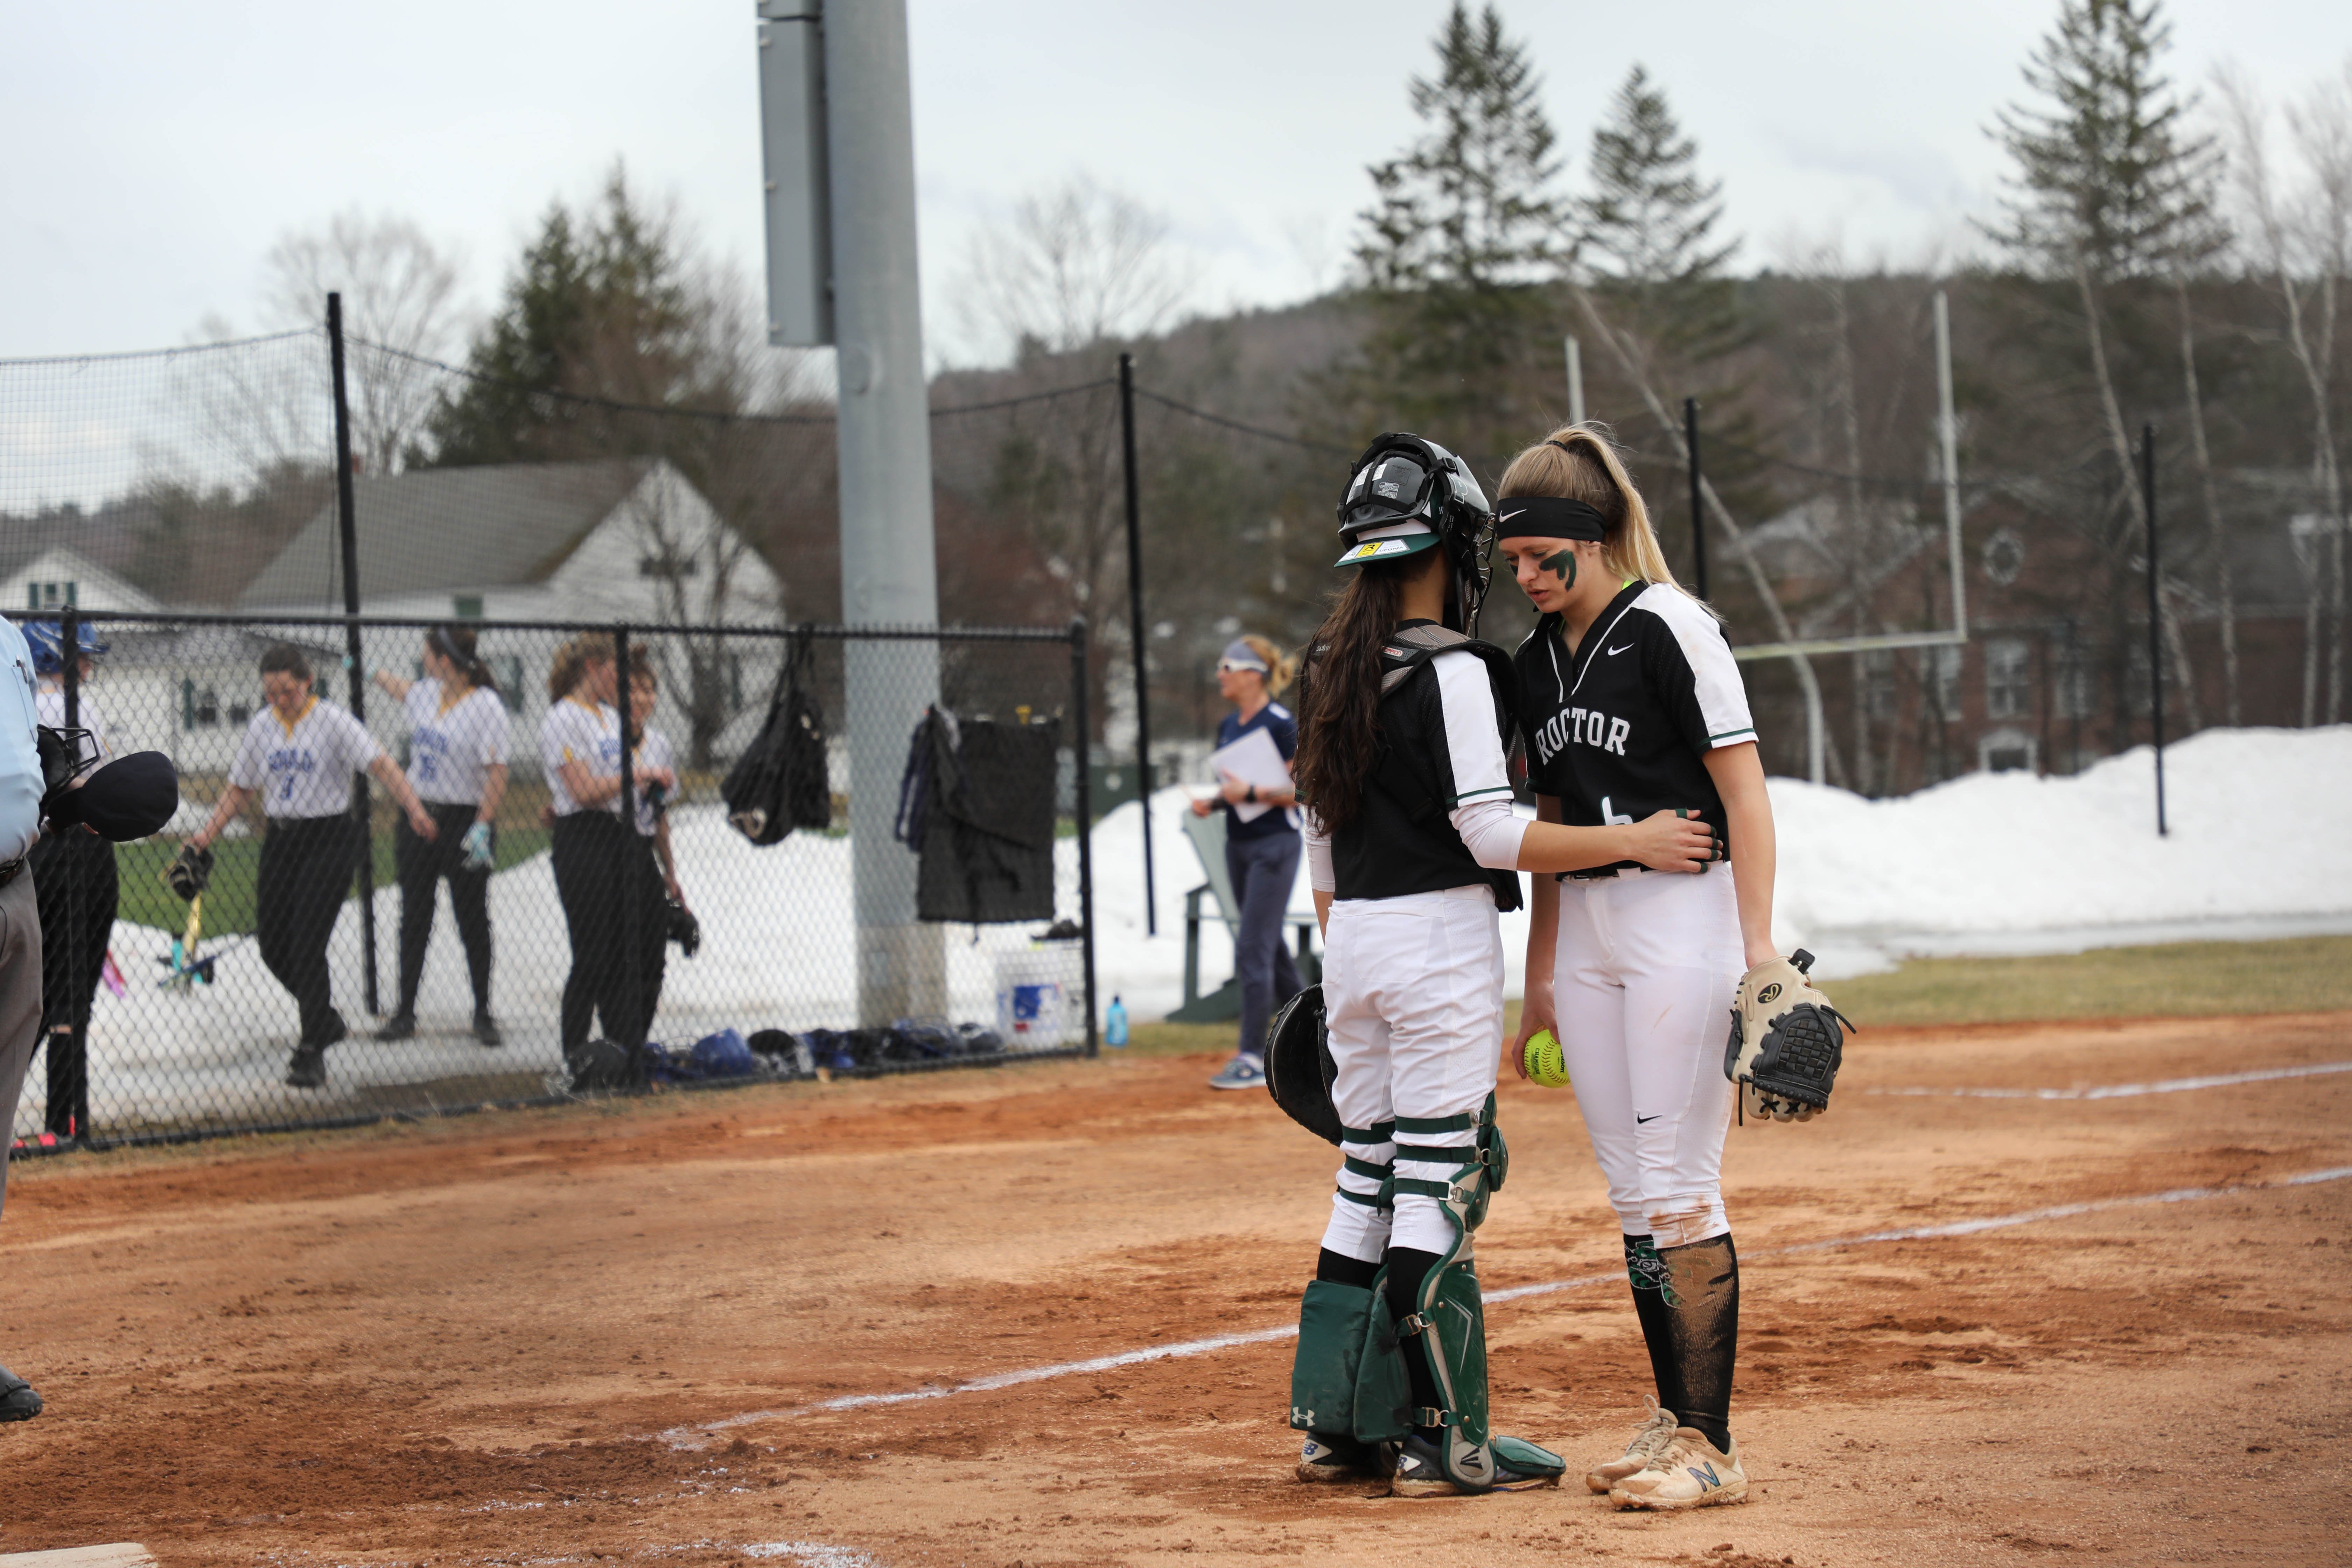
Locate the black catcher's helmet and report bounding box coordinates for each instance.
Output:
[1334,433,1496,634]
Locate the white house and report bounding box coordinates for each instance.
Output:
[212,458,789,779]
[0,545,162,616]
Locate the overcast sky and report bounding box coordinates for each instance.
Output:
[3,1,2346,368]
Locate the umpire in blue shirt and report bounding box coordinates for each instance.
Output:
[1192,635,1306,1091]
[0,618,52,1421]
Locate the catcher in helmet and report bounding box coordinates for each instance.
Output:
[1280,434,1716,1498]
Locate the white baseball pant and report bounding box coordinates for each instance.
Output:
[1319,884,1506,1262]
[1553,865,1742,1249]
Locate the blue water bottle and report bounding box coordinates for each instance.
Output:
[1105,995,1129,1048]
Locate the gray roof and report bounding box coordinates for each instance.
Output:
[237,458,654,609]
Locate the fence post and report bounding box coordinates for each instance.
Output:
[1685,396,1708,602]
[614,624,643,1065]
[1071,618,1098,1058]
[326,292,380,1015]
[1118,352,1156,936]
[61,603,89,1141]
[2143,423,2167,837]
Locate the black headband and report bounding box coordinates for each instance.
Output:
[1493,493,1609,542]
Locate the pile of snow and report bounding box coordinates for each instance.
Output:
[1086,725,2352,1010]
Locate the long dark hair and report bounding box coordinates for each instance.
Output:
[1293,554,1430,834]
[430,623,498,693]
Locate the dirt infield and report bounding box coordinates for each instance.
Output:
[3,1011,2348,1567]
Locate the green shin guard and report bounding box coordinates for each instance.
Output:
[1289,1279,1412,1445]
[1391,1099,1565,1493]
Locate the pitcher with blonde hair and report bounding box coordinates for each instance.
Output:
[1495,422,1781,1511]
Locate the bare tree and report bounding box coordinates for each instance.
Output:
[261,210,467,474]
[954,175,1194,363]
[2219,62,2350,725]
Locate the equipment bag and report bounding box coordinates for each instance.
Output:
[722,631,832,845]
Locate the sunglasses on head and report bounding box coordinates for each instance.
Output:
[1217,659,1266,674]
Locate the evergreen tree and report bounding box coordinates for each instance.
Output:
[1574,65,1745,368]
[422,166,717,467]
[1342,2,1568,460]
[1580,65,1736,287]
[1986,0,2219,285]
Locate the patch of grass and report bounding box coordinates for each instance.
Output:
[114,825,553,939]
[1118,1020,1239,1060]
[1821,934,2352,1028]
[1117,934,2352,1051]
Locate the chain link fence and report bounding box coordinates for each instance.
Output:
[7,609,1094,1150]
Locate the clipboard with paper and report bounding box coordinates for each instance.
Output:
[1207,725,1293,824]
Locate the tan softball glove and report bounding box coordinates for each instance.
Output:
[1723,948,1856,1125]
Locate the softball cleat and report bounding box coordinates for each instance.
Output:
[1391,1433,1564,1497]
[1295,1433,1393,1484]
[1586,1396,1679,1493]
[1606,1428,1747,1510]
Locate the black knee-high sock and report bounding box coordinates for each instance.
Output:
[1382,1246,1446,1443]
[1624,1234,1688,1420]
[1657,1234,1738,1453]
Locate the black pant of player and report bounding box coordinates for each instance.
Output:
[257,814,361,1048]
[552,811,666,1055]
[30,826,118,1139]
[394,799,492,1020]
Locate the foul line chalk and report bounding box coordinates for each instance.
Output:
[1867,1059,2352,1101]
[661,1163,2352,1447]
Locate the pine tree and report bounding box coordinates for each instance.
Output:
[1574,65,1745,368]
[1986,0,2219,285]
[422,166,714,467]
[1580,65,1736,287]
[1984,0,2222,737]
[1343,2,1568,459]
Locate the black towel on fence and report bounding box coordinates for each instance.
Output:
[897,707,1060,924]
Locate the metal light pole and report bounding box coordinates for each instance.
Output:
[829,2,944,1021]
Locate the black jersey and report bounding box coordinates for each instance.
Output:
[1328,626,1524,911]
[1514,581,1756,874]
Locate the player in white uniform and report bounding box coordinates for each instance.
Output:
[540,635,677,1064]
[623,662,685,1041]
[371,625,511,1045]
[1498,425,1780,1511]
[1284,434,1715,1498]
[26,621,117,1140]
[187,643,440,1088]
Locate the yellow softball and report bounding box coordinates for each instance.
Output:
[1521,1028,1569,1088]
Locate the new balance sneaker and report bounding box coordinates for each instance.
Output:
[1208,1055,1266,1090]
[1391,1433,1565,1497]
[1607,1428,1747,1511]
[285,1044,327,1089]
[1587,1396,1679,1492]
[1295,1432,1392,1484]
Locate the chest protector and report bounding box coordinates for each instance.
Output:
[1333,624,1524,912]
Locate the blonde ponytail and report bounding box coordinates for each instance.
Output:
[1498,423,1709,611]
[1239,633,1298,697]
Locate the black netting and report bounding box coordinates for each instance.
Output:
[4,612,1094,1148]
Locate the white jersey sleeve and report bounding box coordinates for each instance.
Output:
[1432,651,1528,869]
[1301,805,1334,894]
[1640,585,1756,751]
[227,710,274,792]
[318,702,384,774]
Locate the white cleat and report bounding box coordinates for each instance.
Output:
[1607,1427,1748,1511]
[1586,1395,1679,1493]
